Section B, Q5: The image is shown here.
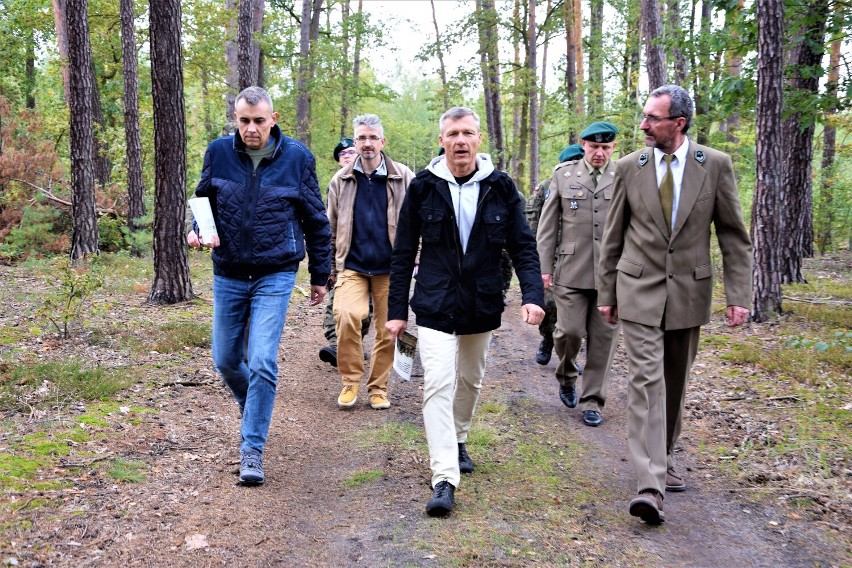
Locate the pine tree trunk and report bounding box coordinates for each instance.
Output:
[432,0,450,110]
[477,0,504,169]
[563,0,577,142]
[588,0,604,117]
[526,0,539,195]
[667,0,687,84]
[148,0,193,305]
[339,0,351,139]
[780,0,828,282]
[295,0,313,144]
[751,0,784,322]
[573,0,584,115]
[120,0,145,240]
[66,0,99,262]
[224,0,238,128]
[642,0,666,90]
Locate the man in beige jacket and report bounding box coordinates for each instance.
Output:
[597,85,752,525]
[327,114,414,409]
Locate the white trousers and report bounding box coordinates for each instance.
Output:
[419,326,492,489]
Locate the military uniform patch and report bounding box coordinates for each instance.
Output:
[695,150,706,163]
[638,153,649,167]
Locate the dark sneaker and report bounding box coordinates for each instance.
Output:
[559,385,578,408]
[426,480,456,517]
[535,337,554,365]
[629,490,665,524]
[319,345,338,367]
[665,466,686,492]
[458,443,474,474]
[239,448,265,485]
[582,410,602,427]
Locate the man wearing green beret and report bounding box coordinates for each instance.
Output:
[526,144,584,366]
[536,121,621,427]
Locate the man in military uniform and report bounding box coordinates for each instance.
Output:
[537,122,620,427]
[526,144,584,365]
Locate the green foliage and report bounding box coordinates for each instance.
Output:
[0,205,67,262]
[35,256,105,338]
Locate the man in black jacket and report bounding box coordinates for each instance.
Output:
[386,107,545,517]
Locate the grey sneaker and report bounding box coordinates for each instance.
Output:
[239,448,265,485]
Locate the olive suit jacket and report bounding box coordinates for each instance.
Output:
[537,158,616,289]
[597,142,752,330]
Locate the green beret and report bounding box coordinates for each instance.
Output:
[333,138,356,161]
[580,121,619,143]
[559,144,585,163]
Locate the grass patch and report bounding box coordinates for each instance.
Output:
[343,469,384,487]
[146,321,212,353]
[2,360,135,406]
[362,420,425,452]
[107,459,147,483]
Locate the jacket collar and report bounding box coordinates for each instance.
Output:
[233,124,284,158]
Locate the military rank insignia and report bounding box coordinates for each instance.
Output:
[638,153,649,167]
[570,201,578,210]
[695,150,706,163]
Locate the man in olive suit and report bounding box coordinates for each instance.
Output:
[597,85,752,525]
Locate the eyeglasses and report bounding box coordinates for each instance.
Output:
[355,135,382,143]
[339,149,357,156]
[642,114,679,124]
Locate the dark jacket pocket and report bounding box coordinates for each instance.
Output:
[419,207,445,243]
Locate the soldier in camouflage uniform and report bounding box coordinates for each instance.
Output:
[527,144,584,365]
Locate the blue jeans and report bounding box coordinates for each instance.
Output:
[212,272,295,453]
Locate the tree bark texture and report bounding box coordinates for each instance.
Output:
[237,0,258,88]
[573,0,584,115]
[588,0,604,117]
[780,0,828,282]
[66,0,99,261]
[224,0,238,127]
[667,0,687,84]
[563,0,577,139]
[295,0,313,144]
[339,0,351,139]
[148,0,193,304]
[642,0,666,90]
[621,0,641,108]
[526,0,539,195]
[120,0,145,235]
[751,0,784,322]
[720,0,744,143]
[477,0,504,170]
[55,0,110,186]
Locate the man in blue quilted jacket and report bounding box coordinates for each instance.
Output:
[187,86,331,486]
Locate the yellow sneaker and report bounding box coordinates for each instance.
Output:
[338,385,359,408]
[369,393,390,410]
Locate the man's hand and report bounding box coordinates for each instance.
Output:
[386,319,408,341]
[726,305,749,327]
[308,284,326,306]
[598,305,618,325]
[542,274,553,290]
[327,274,337,289]
[187,231,219,248]
[521,304,545,326]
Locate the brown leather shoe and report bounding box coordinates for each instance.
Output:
[666,467,686,492]
[629,490,665,524]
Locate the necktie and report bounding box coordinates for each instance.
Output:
[592,168,600,188]
[660,154,674,229]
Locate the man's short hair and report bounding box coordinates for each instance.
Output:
[235,86,274,111]
[440,107,480,134]
[650,85,693,134]
[353,114,384,137]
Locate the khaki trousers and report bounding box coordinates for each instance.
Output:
[333,270,391,394]
[622,320,700,494]
[419,326,491,489]
[552,285,619,411]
